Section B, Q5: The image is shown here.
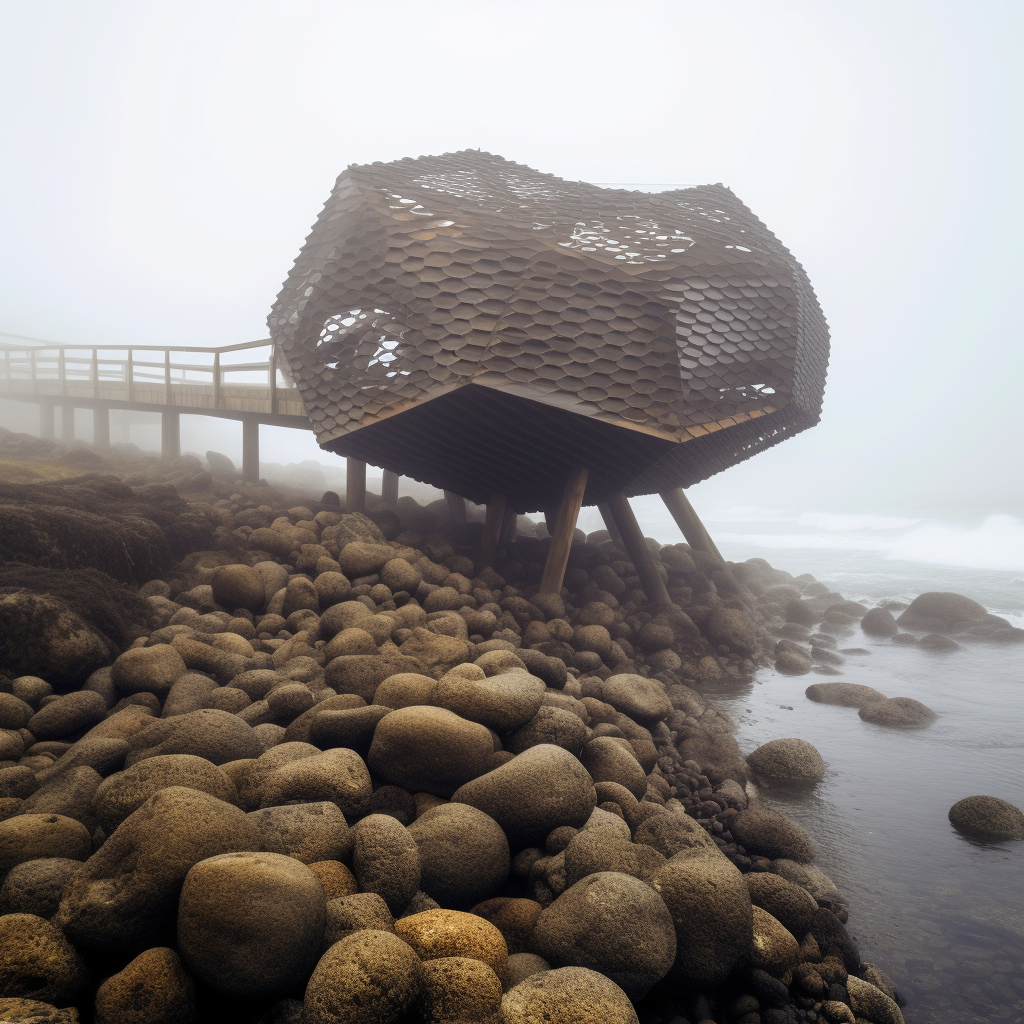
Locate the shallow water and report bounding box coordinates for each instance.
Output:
[686,526,1024,1023]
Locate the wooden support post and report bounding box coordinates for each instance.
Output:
[242,419,259,483]
[539,466,589,596]
[93,406,110,447]
[479,492,507,565]
[660,487,723,561]
[58,350,66,397]
[126,350,135,403]
[499,506,518,545]
[381,470,399,506]
[596,502,623,544]
[212,352,221,410]
[444,490,468,525]
[164,350,172,406]
[60,404,75,443]
[161,410,180,460]
[39,402,54,440]
[605,490,672,606]
[347,457,366,513]
[269,347,279,416]
[91,350,99,399]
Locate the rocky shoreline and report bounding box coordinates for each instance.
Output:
[0,432,965,1024]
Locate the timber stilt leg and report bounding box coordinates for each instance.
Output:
[499,506,518,545]
[660,487,723,560]
[597,501,623,544]
[381,470,399,506]
[39,402,54,440]
[347,458,366,513]
[539,466,589,596]
[479,493,506,565]
[605,490,672,605]
[444,490,468,525]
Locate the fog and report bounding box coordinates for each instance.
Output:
[1,0,1022,519]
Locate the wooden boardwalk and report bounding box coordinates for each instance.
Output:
[0,335,309,481]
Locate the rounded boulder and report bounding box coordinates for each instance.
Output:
[368,706,493,798]
[178,851,327,997]
[451,744,597,847]
[0,815,91,874]
[747,738,826,783]
[600,674,672,724]
[533,871,675,999]
[408,802,510,907]
[94,946,196,1024]
[731,805,816,862]
[304,930,422,1024]
[212,564,266,613]
[948,795,1024,841]
[650,849,753,986]
[419,956,503,1024]
[858,696,936,728]
[0,913,88,1004]
[396,908,507,976]
[805,682,887,708]
[351,814,421,915]
[501,966,639,1024]
[93,754,237,832]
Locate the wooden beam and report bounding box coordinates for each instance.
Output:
[479,492,506,566]
[444,490,468,525]
[381,469,399,506]
[660,487,723,561]
[539,465,588,595]
[597,501,623,544]
[605,490,672,606]
[242,419,259,482]
[347,457,366,513]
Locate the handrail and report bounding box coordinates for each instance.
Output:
[0,334,273,355]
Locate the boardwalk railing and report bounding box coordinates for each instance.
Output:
[0,334,312,481]
[0,336,305,421]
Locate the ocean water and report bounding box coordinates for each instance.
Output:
[616,504,1024,1023]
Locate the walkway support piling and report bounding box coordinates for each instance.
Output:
[93,407,109,448]
[60,404,75,443]
[161,410,181,461]
[347,458,366,513]
[604,490,672,606]
[381,470,399,506]
[39,402,54,441]
[242,419,259,483]
[479,492,507,566]
[499,506,518,545]
[596,501,623,544]
[539,466,588,596]
[660,487,723,561]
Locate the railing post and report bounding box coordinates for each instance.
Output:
[269,347,279,416]
[58,349,65,397]
[91,349,99,399]
[213,351,221,409]
[30,350,37,392]
[127,350,135,403]
[164,349,171,406]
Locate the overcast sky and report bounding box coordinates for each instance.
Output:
[1,0,1021,515]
